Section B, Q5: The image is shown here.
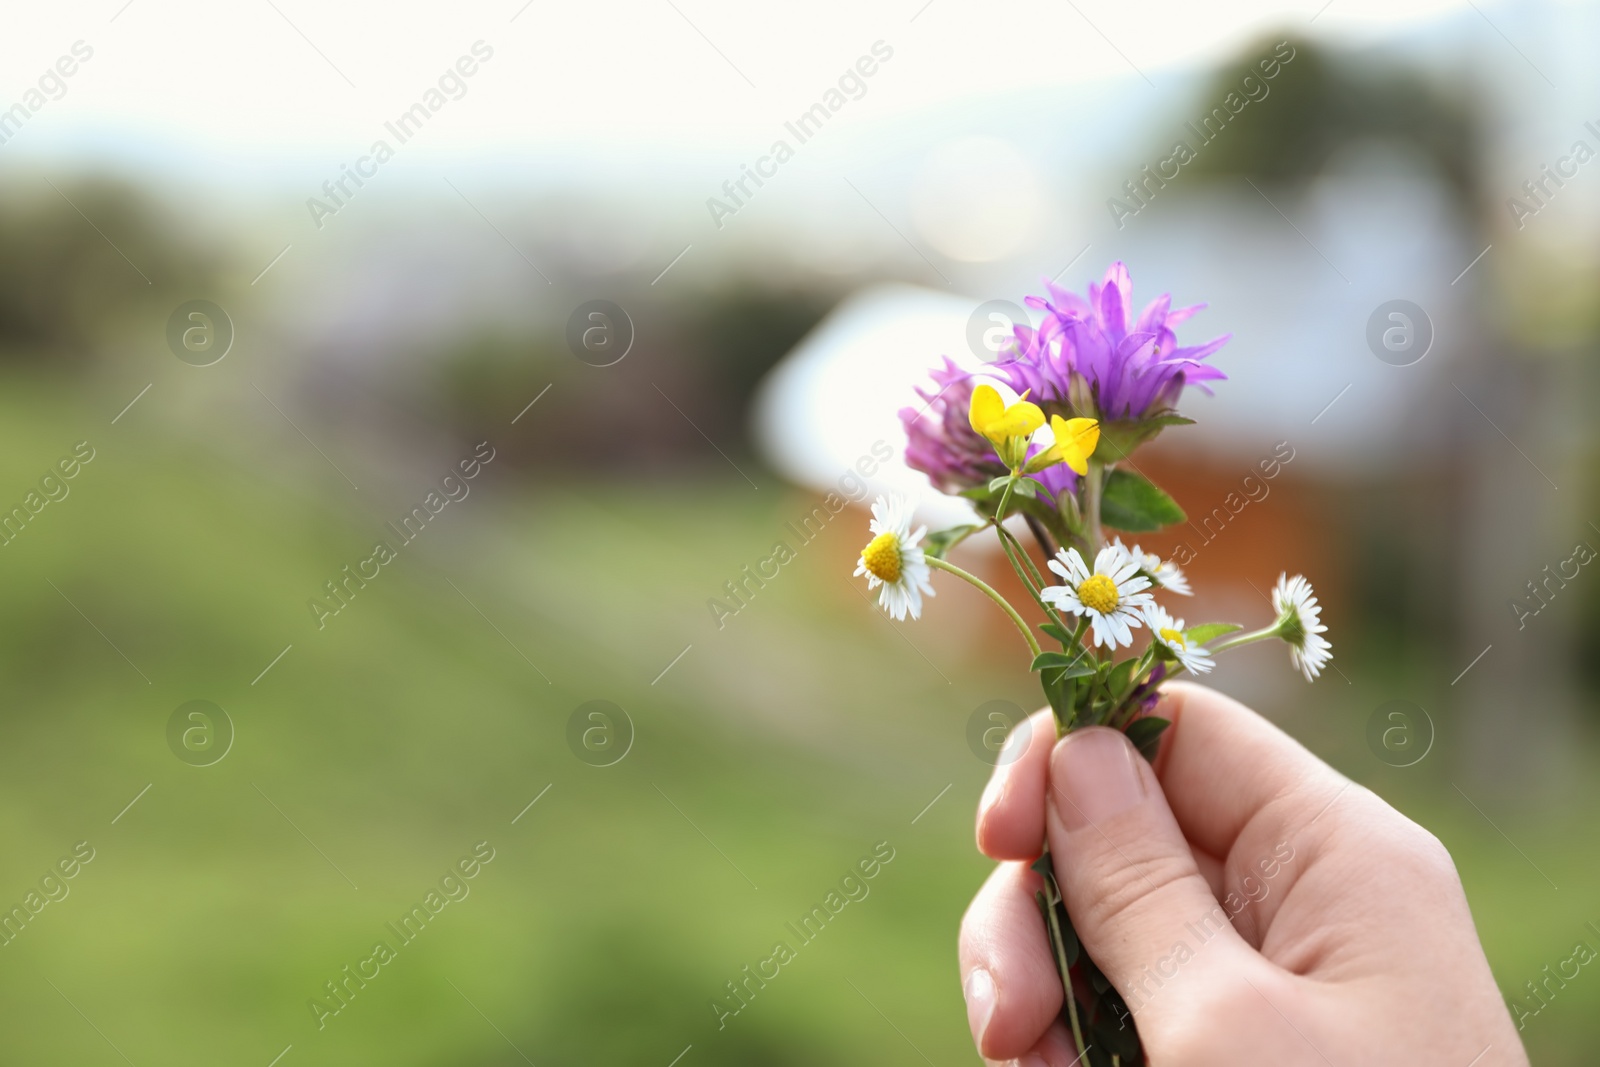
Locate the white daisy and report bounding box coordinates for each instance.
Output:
[854,496,935,621]
[1113,536,1192,596]
[1041,544,1155,649]
[1272,573,1332,681]
[1142,604,1214,675]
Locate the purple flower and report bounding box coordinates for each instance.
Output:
[1025,444,1079,499]
[994,262,1229,421]
[899,357,1004,495]
[900,357,1080,500]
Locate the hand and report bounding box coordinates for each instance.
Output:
[957,682,1527,1066]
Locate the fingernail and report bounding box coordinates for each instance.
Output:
[1051,728,1145,832]
[963,967,996,1045]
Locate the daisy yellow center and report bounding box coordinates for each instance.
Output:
[861,532,903,583]
[1160,627,1186,649]
[1077,574,1119,614]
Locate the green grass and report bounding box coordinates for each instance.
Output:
[0,378,1593,1064]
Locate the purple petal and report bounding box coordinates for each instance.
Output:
[1133,294,1172,339]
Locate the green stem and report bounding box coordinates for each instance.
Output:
[1084,459,1106,554]
[995,523,1085,646]
[996,535,1049,617]
[998,524,1050,592]
[940,524,986,555]
[1040,867,1092,1065]
[926,556,1040,659]
[995,526,1073,633]
[987,510,1070,636]
[1056,617,1094,734]
[993,474,1019,528]
[996,527,1044,598]
[1063,978,1089,1064]
[1209,623,1282,655]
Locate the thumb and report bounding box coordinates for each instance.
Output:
[1046,727,1249,1006]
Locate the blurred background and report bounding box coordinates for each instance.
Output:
[2,0,1597,1062]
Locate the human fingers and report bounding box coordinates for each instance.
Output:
[976,709,1056,861]
[1045,727,1252,1000]
[978,705,1230,897]
[1150,681,1347,862]
[981,1020,1082,1067]
[958,862,1063,1060]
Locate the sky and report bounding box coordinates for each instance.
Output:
[1,0,1487,172]
[5,0,1593,507]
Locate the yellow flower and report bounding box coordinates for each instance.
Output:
[968,384,1044,469]
[1023,415,1100,476]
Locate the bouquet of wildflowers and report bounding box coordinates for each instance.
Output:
[853,263,1331,1065]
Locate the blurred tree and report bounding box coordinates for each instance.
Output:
[0,176,204,364]
[433,282,837,472]
[1169,34,1600,772]
[1182,35,1483,212]
[683,287,835,430]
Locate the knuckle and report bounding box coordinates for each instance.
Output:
[1075,848,1197,934]
[1398,823,1458,882]
[1364,797,1458,880]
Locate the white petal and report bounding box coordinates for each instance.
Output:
[1119,574,1153,596]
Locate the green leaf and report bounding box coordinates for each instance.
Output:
[1100,468,1186,533]
[1040,669,1073,724]
[1105,657,1136,698]
[922,524,982,560]
[1030,651,1095,676]
[1185,622,1242,646]
[1033,858,1081,970]
[1039,651,1093,721]
[1055,897,1080,968]
[1125,716,1170,762]
[1039,621,1073,644]
[1092,413,1196,464]
[1089,985,1144,1061]
[1009,477,1040,498]
[1074,674,1094,705]
[987,475,1012,493]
